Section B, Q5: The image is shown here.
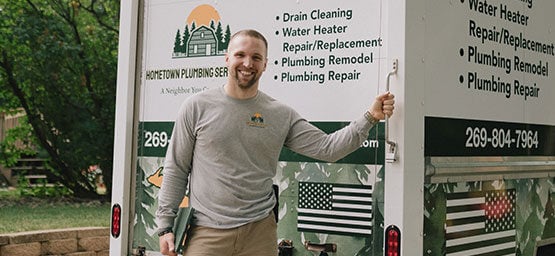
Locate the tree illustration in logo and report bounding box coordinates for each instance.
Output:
[172,4,231,58]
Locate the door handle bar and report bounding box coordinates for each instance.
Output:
[385,59,398,163]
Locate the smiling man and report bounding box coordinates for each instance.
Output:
[156,29,395,256]
[225,30,268,96]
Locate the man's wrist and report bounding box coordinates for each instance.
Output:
[158,228,173,237]
[364,111,379,125]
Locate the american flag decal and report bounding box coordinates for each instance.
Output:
[297,182,372,236]
[445,189,516,256]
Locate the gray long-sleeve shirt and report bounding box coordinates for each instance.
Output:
[156,86,374,231]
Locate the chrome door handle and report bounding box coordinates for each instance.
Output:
[385,59,398,163]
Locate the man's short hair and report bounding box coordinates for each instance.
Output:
[229,29,268,53]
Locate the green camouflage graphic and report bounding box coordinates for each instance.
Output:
[131,159,384,256]
[132,157,165,251]
[274,162,384,256]
[424,178,555,256]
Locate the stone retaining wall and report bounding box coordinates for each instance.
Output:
[0,227,109,256]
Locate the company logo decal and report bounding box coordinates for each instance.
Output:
[172,4,231,58]
[247,112,267,128]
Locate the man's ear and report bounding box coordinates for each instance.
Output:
[262,58,267,72]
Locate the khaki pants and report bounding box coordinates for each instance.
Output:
[182,212,278,256]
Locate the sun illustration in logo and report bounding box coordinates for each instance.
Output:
[187,4,220,27]
[173,4,231,58]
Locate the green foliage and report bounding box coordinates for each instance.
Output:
[0,117,37,167]
[0,188,20,200]
[0,195,110,233]
[17,175,72,197]
[0,0,120,198]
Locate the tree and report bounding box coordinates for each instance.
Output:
[215,22,223,52]
[181,25,190,54]
[0,0,119,198]
[173,29,182,55]
[190,21,196,32]
[222,25,231,52]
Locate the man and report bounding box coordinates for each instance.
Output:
[156,29,395,256]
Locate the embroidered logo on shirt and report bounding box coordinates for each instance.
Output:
[247,112,267,128]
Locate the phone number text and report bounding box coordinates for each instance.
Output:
[465,127,539,149]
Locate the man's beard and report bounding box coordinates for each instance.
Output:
[235,71,259,89]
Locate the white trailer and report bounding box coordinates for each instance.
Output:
[111,0,555,255]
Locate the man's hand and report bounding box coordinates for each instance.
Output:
[159,232,177,256]
[369,92,395,120]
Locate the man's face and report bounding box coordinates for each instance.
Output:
[225,35,268,89]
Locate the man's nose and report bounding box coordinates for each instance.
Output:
[243,58,253,68]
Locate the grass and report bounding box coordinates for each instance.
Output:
[0,188,111,234]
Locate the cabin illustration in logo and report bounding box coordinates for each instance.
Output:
[188,25,217,57]
[172,4,231,58]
